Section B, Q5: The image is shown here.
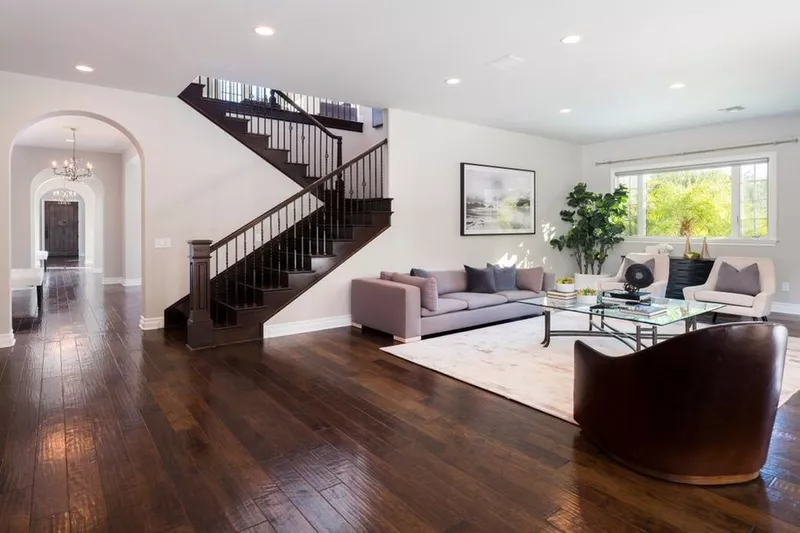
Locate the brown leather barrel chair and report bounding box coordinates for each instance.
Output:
[574,322,788,485]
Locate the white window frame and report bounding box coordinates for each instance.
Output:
[609,152,778,246]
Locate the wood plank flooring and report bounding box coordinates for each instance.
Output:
[4,268,800,532]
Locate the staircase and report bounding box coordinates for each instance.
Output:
[167,77,391,349]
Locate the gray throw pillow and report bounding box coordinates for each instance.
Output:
[486,263,517,291]
[516,267,545,291]
[464,265,497,293]
[380,271,397,281]
[715,262,761,296]
[410,268,431,278]
[391,273,439,311]
[617,257,656,282]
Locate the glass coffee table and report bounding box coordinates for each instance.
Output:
[518,296,725,351]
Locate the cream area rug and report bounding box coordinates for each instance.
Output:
[381,313,800,425]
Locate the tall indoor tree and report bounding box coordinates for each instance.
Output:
[550,182,629,274]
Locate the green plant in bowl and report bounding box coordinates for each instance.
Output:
[577,288,597,296]
[557,276,574,284]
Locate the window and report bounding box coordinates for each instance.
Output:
[612,154,776,242]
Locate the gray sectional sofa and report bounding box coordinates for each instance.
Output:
[351,267,555,342]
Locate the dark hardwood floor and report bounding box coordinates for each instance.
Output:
[3,269,800,532]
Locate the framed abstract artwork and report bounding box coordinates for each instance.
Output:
[460,163,536,236]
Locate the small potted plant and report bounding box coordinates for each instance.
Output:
[556,276,575,293]
[577,287,597,304]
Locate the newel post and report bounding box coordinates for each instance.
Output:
[186,240,214,349]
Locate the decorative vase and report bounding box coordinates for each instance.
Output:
[700,237,710,260]
[683,234,692,256]
[555,283,575,293]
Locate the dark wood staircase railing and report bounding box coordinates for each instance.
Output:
[179,76,344,188]
[166,139,390,349]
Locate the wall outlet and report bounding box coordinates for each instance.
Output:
[782,282,790,292]
[154,238,172,249]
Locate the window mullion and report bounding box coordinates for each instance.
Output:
[731,165,741,239]
[638,175,646,237]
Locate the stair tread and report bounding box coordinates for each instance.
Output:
[214,298,270,311]
[235,281,293,292]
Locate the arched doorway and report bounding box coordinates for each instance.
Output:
[7,113,144,338]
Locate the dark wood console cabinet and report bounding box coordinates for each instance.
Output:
[666,258,715,299]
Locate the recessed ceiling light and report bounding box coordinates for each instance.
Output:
[445,78,461,85]
[559,108,572,114]
[254,26,275,36]
[670,83,686,89]
[560,35,582,44]
[75,65,94,72]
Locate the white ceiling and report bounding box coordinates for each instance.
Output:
[14,116,133,153]
[1,0,799,142]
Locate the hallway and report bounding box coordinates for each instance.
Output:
[2,270,800,532]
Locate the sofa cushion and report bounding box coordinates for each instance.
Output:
[444,292,508,309]
[427,270,468,295]
[421,297,469,317]
[410,267,431,278]
[486,263,517,291]
[495,289,542,302]
[391,274,439,312]
[694,290,755,308]
[516,266,544,291]
[464,265,497,293]
[715,262,761,296]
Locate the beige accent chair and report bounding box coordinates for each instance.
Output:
[683,257,775,321]
[599,253,670,297]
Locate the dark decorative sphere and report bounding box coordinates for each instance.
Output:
[624,263,654,293]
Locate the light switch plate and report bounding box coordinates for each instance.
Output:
[154,238,172,249]
[782,282,790,292]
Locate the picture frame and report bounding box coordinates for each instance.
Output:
[460,163,536,236]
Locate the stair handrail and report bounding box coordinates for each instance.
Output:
[210,138,388,252]
[271,89,342,141]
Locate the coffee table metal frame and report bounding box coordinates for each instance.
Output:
[519,297,725,351]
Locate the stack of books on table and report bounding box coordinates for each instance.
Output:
[618,303,667,317]
[546,290,577,302]
[601,290,651,305]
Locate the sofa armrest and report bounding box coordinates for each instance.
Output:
[648,280,668,298]
[351,278,422,340]
[542,272,556,292]
[683,283,711,301]
[753,291,775,317]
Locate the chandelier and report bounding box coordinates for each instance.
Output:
[52,128,93,182]
[52,187,78,205]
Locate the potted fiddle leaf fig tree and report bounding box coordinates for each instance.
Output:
[550,182,628,290]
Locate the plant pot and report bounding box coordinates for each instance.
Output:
[574,273,612,291]
[577,295,597,305]
[555,283,575,293]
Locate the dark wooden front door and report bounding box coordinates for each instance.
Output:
[44,201,79,257]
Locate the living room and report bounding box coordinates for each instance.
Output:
[1,0,800,531]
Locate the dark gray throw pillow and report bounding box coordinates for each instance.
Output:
[410,268,431,278]
[617,257,656,282]
[715,262,761,296]
[486,263,517,291]
[464,265,497,293]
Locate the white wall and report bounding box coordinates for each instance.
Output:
[11,146,121,274]
[580,112,800,305]
[270,108,581,324]
[0,70,302,340]
[336,106,387,162]
[123,150,142,284]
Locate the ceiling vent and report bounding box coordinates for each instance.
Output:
[488,55,525,71]
[719,105,746,113]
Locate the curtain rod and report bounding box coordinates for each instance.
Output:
[594,138,799,166]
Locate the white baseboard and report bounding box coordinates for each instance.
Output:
[0,332,15,349]
[264,315,351,339]
[102,277,123,285]
[139,316,164,331]
[771,302,800,315]
[122,278,142,287]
